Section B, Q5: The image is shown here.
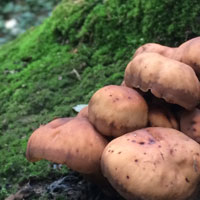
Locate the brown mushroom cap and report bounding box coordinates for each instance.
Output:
[148,103,179,129]
[133,37,200,79]
[174,37,200,78]
[46,117,73,128]
[124,52,200,110]
[101,127,200,200]
[26,117,108,174]
[133,43,176,58]
[88,85,148,137]
[180,108,200,143]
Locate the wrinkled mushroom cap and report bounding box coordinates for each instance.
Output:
[180,108,200,143]
[101,127,200,200]
[26,117,108,174]
[124,52,200,110]
[88,85,148,137]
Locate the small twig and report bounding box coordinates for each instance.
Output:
[71,68,81,81]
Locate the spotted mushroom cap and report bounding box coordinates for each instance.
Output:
[26,117,108,174]
[88,85,148,137]
[101,127,200,200]
[124,52,200,110]
[180,108,200,143]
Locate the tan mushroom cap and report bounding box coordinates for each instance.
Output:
[46,117,73,128]
[26,117,108,174]
[77,106,88,118]
[133,37,200,79]
[124,52,200,110]
[148,103,179,129]
[88,85,148,137]
[174,37,200,78]
[133,43,176,59]
[180,108,200,143]
[101,127,200,200]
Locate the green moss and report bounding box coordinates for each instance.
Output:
[1,0,200,198]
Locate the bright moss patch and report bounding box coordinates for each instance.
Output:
[1,0,200,198]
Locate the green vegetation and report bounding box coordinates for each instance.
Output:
[1,0,200,199]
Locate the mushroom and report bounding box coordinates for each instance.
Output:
[88,85,148,137]
[77,106,88,118]
[26,117,108,174]
[180,108,200,143]
[173,37,200,78]
[124,52,200,110]
[148,103,179,129]
[46,117,73,128]
[101,127,200,200]
[133,37,200,79]
[134,43,176,59]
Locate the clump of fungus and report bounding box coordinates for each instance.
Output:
[26,36,200,200]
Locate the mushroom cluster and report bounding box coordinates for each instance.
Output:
[26,37,200,200]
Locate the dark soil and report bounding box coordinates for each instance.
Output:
[5,170,124,200]
[5,170,200,200]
